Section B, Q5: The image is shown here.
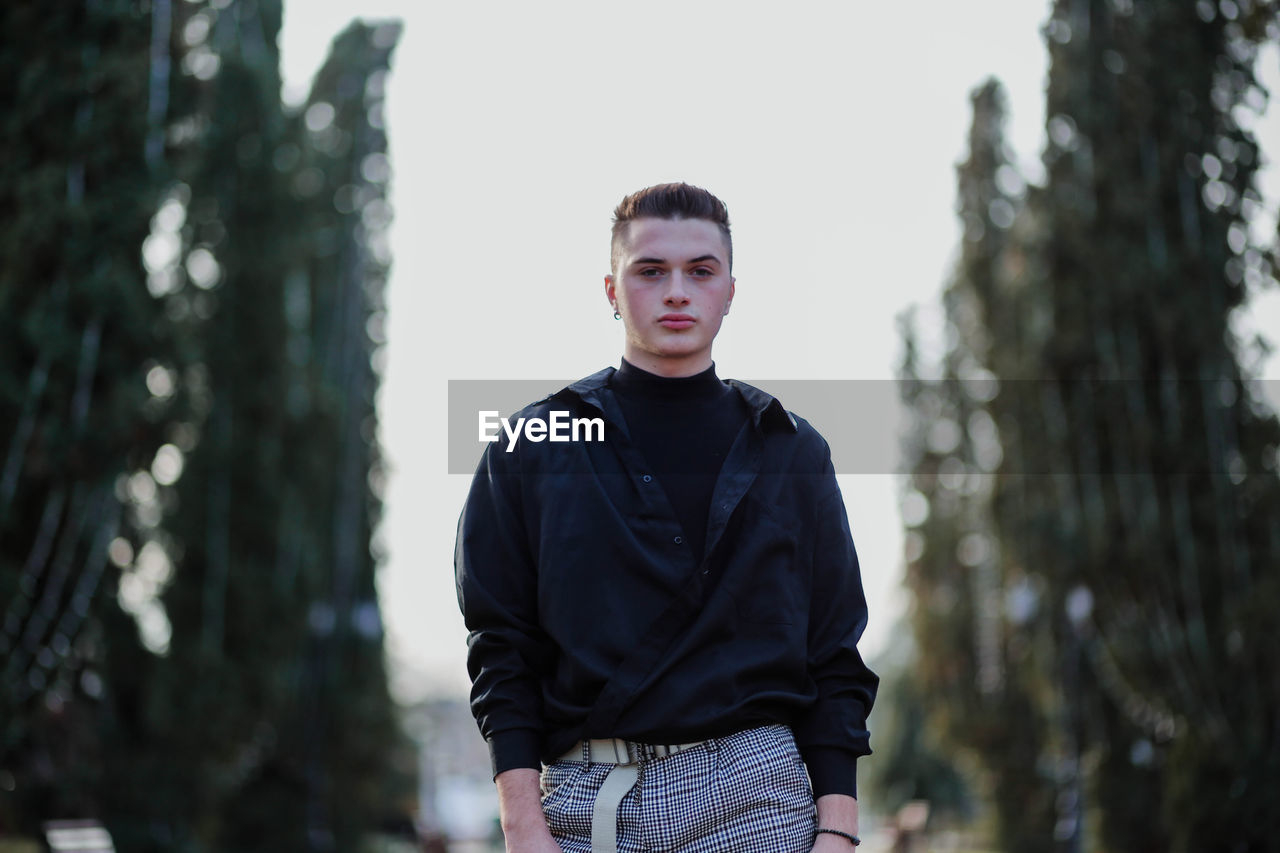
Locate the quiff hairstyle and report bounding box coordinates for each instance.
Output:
[610,182,733,275]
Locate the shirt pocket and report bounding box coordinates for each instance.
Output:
[725,495,806,624]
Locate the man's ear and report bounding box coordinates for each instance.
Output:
[724,278,736,315]
[604,274,616,308]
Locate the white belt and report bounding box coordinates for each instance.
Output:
[556,737,706,851]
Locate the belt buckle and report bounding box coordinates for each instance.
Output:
[624,740,655,764]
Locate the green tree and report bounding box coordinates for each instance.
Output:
[1027,3,1280,848]
[1,3,411,849]
[0,0,176,831]
[897,82,1059,853]
[109,6,406,850]
[899,3,1280,851]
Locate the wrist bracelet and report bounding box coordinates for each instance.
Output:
[816,828,861,846]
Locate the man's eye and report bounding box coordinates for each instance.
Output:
[639,268,664,277]
[690,267,714,277]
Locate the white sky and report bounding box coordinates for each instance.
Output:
[278,2,1280,703]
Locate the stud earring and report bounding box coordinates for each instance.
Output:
[614,310,621,320]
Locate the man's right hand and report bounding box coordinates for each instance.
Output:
[495,767,563,853]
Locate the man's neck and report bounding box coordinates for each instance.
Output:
[621,350,713,378]
[613,358,721,399]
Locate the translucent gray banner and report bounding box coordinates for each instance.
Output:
[447,378,1280,475]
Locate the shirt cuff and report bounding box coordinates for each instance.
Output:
[805,746,859,799]
[488,728,543,778]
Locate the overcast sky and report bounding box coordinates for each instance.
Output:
[278,2,1280,702]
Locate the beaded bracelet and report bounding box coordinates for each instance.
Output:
[816,828,862,846]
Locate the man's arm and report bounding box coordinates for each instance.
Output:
[792,462,879,800]
[495,769,561,853]
[456,442,551,775]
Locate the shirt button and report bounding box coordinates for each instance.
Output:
[673,536,683,545]
[642,474,652,483]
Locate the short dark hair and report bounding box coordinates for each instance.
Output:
[610,182,733,274]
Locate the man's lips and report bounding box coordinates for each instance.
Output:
[658,314,695,329]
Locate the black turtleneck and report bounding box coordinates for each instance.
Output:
[609,359,751,563]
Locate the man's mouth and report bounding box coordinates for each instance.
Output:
[659,314,695,329]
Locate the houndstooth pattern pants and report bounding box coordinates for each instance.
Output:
[539,725,817,852]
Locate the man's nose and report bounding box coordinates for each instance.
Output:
[664,272,691,303]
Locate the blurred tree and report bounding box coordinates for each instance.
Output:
[899,3,1280,851]
[863,617,973,828]
[0,2,412,849]
[1028,4,1280,849]
[0,0,178,832]
[897,83,1059,853]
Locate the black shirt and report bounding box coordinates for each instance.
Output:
[455,366,878,797]
[609,359,750,564]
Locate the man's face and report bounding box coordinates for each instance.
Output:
[605,217,735,378]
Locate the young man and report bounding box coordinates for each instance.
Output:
[455,183,877,852]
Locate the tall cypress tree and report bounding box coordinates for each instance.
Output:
[0,1,177,832]
[105,1,307,848]
[116,6,407,850]
[1,3,410,848]
[244,19,405,851]
[1029,3,1280,848]
[899,82,1058,853]
[899,3,1280,850]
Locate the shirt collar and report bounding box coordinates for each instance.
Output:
[557,367,797,434]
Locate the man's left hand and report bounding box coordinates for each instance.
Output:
[811,793,860,852]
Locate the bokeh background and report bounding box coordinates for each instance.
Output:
[3,1,1280,851]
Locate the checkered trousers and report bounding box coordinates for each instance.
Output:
[540,724,817,852]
